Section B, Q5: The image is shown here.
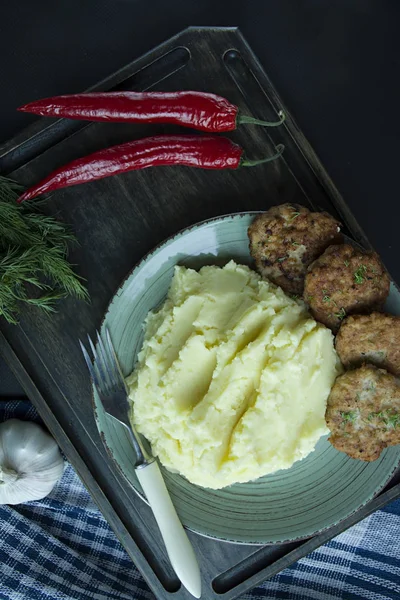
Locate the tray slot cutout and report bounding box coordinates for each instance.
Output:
[212,540,304,594]
[109,46,190,92]
[223,49,283,127]
[223,48,343,221]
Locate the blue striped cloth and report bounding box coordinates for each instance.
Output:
[0,400,399,600]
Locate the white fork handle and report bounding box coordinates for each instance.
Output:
[136,461,202,598]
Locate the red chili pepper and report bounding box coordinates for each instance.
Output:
[18,91,285,132]
[17,135,284,203]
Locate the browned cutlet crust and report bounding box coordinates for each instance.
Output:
[304,244,390,332]
[336,312,400,376]
[248,203,342,295]
[325,364,400,461]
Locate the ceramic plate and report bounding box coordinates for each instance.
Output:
[95,212,400,544]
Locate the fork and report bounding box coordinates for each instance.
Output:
[80,330,201,598]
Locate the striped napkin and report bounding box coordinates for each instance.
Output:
[0,400,399,600]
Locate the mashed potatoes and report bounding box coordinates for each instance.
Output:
[127,261,341,489]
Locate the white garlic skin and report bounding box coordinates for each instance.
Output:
[0,419,64,505]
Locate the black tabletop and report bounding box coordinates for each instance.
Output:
[1,1,399,395]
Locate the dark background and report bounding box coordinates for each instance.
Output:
[0,0,399,394]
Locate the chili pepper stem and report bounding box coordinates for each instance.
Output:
[241,144,285,167]
[237,110,285,128]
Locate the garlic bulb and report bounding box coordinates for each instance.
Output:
[0,419,64,505]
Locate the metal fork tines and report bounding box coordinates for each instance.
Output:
[79,330,153,467]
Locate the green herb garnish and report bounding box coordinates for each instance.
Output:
[335,307,346,321]
[292,241,300,246]
[277,256,287,262]
[289,212,300,221]
[387,413,400,428]
[367,410,400,428]
[344,260,350,267]
[354,264,368,284]
[340,411,357,424]
[323,294,331,303]
[0,176,88,324]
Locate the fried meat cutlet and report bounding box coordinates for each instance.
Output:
[248,203,342,295]
[325,364,400,461]
[304,244,390,332]
[336,312,400,376]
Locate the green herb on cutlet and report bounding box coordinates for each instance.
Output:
[354,264,368,284]
[335,307,346,321]
[340,411,357,424]
[367,410,400,428]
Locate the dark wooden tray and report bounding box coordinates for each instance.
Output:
[0,27,399,599]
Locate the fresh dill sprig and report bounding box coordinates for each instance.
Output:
[0,176,89,323]
[37,244,88,299]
